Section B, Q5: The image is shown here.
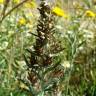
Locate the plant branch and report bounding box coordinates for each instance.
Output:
[0,0,29,23]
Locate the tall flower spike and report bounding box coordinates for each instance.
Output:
[24,0,64,95]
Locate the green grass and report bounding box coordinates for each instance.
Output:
[0,0,96,96]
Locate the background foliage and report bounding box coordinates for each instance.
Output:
[0,0,96,96]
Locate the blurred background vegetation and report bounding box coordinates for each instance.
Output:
[0,0,96,96]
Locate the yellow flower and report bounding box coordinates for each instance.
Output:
[13,0,20,4]
[52,7,68,18]
[24,1,37,8]
[0,0,4,4]
[18,18,26,26]
[85,10,96,17]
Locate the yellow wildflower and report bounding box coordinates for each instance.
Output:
[13,0,20,4]
[52,7,68,18]
[18,18,26,26]
[85,10,96,17]
[24,1,37,8]
[0,0,4,4]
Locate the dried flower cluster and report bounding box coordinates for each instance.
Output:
[24,0,64,95]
